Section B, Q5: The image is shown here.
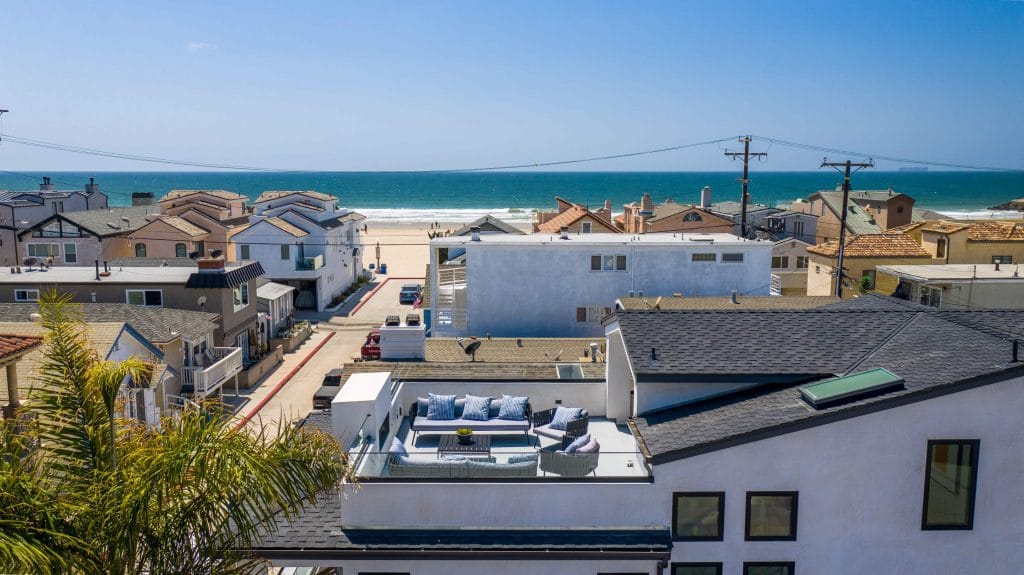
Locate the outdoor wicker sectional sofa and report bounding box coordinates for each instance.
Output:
[387,454,539,478]
[409,395,532,442]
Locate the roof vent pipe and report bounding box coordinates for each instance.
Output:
[590,342,599,362]
[650,347,657,360]
[731,290,739,304]
[1014,340,1020,363]
[470,226,481,242]
[559,226,570,240]
[995,262,1001,272]
[95,260,101,281]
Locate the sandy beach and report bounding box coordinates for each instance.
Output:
[358,219,532,278]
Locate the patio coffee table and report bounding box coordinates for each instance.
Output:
[438,434,491,459]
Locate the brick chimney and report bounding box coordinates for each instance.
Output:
[197,256,226,272]
[85,177,100,195]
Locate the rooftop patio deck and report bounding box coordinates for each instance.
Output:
[354,416,650,481]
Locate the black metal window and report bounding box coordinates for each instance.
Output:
[922,439,979,530]
[743,562,795,575]
[672,492,725,541]
[745,492,798,541]
[672,563,722,575]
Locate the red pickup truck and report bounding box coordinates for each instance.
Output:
[360,328,381,360]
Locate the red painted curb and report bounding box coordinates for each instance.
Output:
[348,276,422,316]
[236,331,337,428]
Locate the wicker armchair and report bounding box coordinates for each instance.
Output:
[532,407,589,448]
[539,442,600,477]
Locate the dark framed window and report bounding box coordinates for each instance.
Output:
[743,562,795,575]
[922,439,979,530]
[672,492,724,541]
[281,244,290,260]
[135,243,147,257]
[722,252,744,263]
[672,563,722,575]
[745,491,798,541]
[175,243,187,258]
[992,255,1012,264]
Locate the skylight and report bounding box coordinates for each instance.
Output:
[556,364,585,379]
[800,368,904,408]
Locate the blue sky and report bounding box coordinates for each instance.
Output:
[1,0,1022,171]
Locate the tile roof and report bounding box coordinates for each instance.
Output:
[254,190,336,203]
[0,303,219,344]
[0,334,43,361]
[535,204,620,233]
[806,233,932,258]
[966,221,1024,242]
[425,338,601,363]
[161,190,247,201]
[261,217,309,238]
[152,216,209,237]
[616,295,840,311]
[620,298,1024,463]
[451,215,526,236]
[920,221,971,234]
[52,206,159,237]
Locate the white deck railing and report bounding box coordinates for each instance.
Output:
[182,347,243,397]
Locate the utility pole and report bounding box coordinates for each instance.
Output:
[724,135,767,238]
[820,158,874,298]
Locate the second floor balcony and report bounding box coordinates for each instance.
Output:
[295,255,324,271]
[182,347,243,397]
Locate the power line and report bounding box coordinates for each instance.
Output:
[821,158,875,298]
[754,135,1024,172]
[0,132,739,173]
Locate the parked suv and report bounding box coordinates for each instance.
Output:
[399,283,422,304]
[312,368,345,410]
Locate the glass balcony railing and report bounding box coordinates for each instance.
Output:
[295,255,324,271]
[356,451,651,481]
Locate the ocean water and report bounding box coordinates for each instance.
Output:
[1,171,1021,222]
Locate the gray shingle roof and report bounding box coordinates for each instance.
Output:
[0,303,219,343]
[451,215,526,236]
[56,206,160,237]
[623,300,1024,463]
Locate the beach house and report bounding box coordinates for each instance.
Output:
[533,196,620,234]
[793,188,916,242]
[876,262,1024,309]
[429,231,773,337]
[156,189,251,259]
[249,296,1024,574]
[0,177,108,266]
[233,191,365,311]
[18,205,159,266]
[806,233,934,297]
[619,191,734,235]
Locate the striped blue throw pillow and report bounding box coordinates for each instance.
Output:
[427,393,457,420]
[549,406,584,431]
[462,394,492,421]
[497,395,528,420]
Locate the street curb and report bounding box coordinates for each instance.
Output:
[236,331,337,429]
[348,276,422,316]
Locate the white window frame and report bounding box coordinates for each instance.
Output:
[126,289,163,307]
[233,283,250,312]
[14,289,39,302]
[27,243,60,258]
[591,254,627,271]
[581,221,592,233]
[796,256,809,269]
[63,243,77,263]
[771,256,789,270]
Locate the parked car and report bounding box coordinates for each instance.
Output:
[312,368,345,410]
[360,328,381,360]
[399,283,422,304]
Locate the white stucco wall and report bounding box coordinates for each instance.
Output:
[651,373,1024,573]
[433,235,773,337]
[282,558,665,574]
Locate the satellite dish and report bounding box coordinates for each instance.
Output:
[188,251,200,260]
[197,295,208,306]
[210,249,223,258]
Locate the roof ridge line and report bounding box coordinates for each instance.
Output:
[843,312,922,374]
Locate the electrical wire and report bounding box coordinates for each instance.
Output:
[752,135,1024,172]
[0,132,739,173]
